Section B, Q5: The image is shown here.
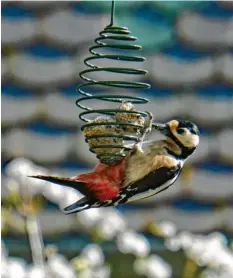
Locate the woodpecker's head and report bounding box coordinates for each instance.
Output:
[153,120,200,158]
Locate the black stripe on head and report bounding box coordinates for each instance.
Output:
[166,144,196,160]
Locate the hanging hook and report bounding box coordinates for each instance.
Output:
[110,0,115,26]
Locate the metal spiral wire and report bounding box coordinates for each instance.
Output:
[76,1,151,165]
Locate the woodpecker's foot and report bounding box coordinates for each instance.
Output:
[132,112,152,153]
[139,111,153,142]
[145,111,153,133]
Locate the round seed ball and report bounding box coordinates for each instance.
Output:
[115,102,145,135]
[83,116,124,155]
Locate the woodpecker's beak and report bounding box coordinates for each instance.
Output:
[152,122,169,135]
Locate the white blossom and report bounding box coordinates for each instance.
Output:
[27,266,46,278]
[7,258,27,278]
[81,244,105,268]
[134,255,172,278]
[77,208,104,228]
[158,221,177,238]
[117,230,151,257]
[47,254,77,278]
[5,158,48,196]
[96,210,127,240]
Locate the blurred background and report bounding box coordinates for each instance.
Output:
[1,1,233,278]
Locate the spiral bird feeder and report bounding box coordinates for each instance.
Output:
[76,1,151,165]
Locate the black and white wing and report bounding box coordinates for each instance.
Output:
[122,164,181,203]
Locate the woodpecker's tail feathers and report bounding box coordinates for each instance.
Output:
[29,175,85,188]
[62,197,90,214]
[29,175,94,199]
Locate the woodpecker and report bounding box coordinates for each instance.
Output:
[30,119,199,214]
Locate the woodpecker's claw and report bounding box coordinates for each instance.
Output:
[145,111,153,134]
[132,112,153,155]
[138,111,153,143]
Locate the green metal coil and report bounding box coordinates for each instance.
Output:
[76,1,151,165]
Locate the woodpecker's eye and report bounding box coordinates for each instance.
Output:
[177,128,185,134]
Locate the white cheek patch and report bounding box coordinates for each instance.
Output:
[175,130,199,148]
[180,134,199,147]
